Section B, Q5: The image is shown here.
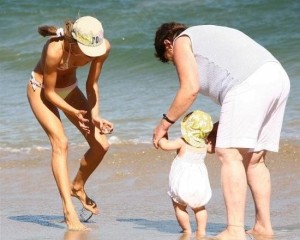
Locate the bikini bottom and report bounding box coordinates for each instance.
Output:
[29,71,77,99]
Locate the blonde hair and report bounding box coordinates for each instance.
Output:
[37,20,76,43]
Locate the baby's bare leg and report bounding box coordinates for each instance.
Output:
[193,206,207,237]
[172,200,192,234]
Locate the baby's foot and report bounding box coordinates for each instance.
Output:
[71,188,100,215]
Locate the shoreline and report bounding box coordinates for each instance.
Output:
[0,138,299,168]
[1,140,299,240]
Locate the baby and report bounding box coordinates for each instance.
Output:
[158,110,215,236]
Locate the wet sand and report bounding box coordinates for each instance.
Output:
[1,140,299,240]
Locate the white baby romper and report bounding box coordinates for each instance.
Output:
[168,147,212,209]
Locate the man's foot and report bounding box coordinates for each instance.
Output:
[216,226,246,240]
[71,188,100,215]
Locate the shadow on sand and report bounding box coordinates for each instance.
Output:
[116,218,226,235]
[9,215,65,229]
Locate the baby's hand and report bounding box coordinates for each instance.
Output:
[206,139,215,154]
[207,121,218,153]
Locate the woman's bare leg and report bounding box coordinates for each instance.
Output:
[244,151,273,236]
[27,85,87,230]
[64,88,109,215]
[216,147,247,240]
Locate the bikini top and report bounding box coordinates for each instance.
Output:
[57,44,72,71]
[57,42,84,71]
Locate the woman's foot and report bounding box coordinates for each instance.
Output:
[179,232,192,240]
[246,221,274,236]
[64,209,90,231]
[246,227,274,239]
[71,187,100,215]
[195,230,206,238]
[64,229,89,239]
[216,226,246,240]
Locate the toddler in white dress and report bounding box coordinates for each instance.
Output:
[158,110,215,236]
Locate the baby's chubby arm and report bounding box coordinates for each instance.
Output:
[158,137,184,151]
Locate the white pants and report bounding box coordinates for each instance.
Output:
[216,62,290,152]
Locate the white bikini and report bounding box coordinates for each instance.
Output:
[29,44,77,99]
[29,72,77,99]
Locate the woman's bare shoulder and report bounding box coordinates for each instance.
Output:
[47,39,63,56]
[42,39,64,66]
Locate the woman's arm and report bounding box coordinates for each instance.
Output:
[86,40,113,133]
[153,36,200,148]
[43,41,83,115]
[86,56,105,119]
[43,41,90,132]
[166,36,200,121]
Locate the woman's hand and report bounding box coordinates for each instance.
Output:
[75,110,90,134]
[92,117,114,135]
[153,120,170,149]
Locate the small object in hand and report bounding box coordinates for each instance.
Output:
[102,127,112,134]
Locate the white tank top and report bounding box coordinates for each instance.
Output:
[177,25,278,104]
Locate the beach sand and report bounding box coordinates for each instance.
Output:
[1,140,299,240]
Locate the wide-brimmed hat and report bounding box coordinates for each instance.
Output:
[71,16,106,57]
[181,110,213,148]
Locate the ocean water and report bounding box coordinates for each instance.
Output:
[0,0,299,154]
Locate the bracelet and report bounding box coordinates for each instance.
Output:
[162,114,175,124]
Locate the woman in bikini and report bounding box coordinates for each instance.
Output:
[27,16,113,230]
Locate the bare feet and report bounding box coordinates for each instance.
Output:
[71,187,100,215]
[216,226,246,240]
[64,209,90,231]
[179,232,192,240]
[64,229,89,240]
[246,228,274,240]
[246,222,274,235]
[195,230,206,238]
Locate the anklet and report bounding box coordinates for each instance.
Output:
[228,224,244,228]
